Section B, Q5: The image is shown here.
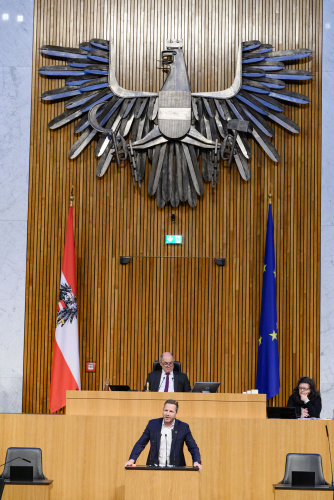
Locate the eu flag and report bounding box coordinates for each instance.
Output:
[256,201,280,400]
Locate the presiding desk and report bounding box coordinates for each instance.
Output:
[66,390,266,418]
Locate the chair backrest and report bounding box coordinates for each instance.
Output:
[280,453,328,485]
[153,360,181,372]
[0,447,46,480]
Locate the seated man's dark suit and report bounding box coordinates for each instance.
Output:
[144,371,191,392]
[129,417,201,466]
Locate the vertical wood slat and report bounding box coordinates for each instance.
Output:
[23,0,322,413]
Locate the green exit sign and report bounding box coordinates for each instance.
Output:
[165,235,183,245]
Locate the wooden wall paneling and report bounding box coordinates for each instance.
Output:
[23,0,322,413]
[313,0,321,381]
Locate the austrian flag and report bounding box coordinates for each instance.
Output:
[49,205,81,413]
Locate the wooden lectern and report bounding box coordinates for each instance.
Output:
[124,466,200,500]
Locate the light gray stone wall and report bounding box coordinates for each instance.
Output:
[0,0,33,412]
[320,1,334,419]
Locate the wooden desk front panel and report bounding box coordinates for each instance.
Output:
[124,469,199,500]
[2,483,52,500]
[274,490,333,500]
[0,416,332,500]
[66,391,266,418]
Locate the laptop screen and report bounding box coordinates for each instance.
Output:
[267,406,297,419]
[108,384,130,391]
[191,382,221,393]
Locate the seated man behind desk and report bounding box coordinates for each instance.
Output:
[125,399,202,471]
[144,352,191,392]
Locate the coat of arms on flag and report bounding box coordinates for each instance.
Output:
[57,281,77,327]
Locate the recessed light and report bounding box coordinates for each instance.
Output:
[2,13,9,21]
[17,15,24,22]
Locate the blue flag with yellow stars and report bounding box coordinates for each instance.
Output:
[256,201,280,400]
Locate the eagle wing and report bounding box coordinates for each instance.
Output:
[39,39,158,179]
[190,40,312,180]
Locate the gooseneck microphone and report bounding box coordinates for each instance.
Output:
[326,425,334,486]
[165,434,168,467]
[158,375,174,391]
[0,457,31,468]
[325,424,334,500]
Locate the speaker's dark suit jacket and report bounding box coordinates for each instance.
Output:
[144,370,191,392]
[129,417,201,466]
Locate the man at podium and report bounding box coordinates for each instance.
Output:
[125,399,202,472]
[143,352,191,392]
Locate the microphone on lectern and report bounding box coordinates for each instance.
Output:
[325,424,334,497]
[165,434,168,467]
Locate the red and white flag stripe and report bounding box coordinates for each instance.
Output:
[49,206,81,413]
[57,299,66,311]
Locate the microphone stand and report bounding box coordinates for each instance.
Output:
[325,425,334,500]
[0,477,4,500]
[0,456,31,499]
[165,434,168,467]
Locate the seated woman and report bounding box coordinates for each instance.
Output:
[287,376,322,418]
